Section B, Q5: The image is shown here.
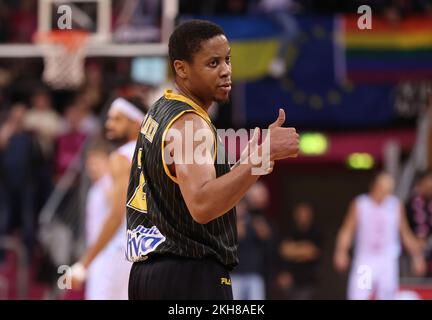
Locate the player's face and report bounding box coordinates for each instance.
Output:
[374,174,395,196]
[105,109,130,142]
[188,35,232,105]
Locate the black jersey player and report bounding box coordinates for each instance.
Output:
[126,20,299,300]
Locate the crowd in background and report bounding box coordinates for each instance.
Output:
[0,0,432,300]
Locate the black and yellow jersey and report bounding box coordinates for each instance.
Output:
[126,90,238,269]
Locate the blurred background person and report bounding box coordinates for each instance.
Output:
[232,200,266,300]
[71,95,101,136]
[24,89,62,159]
[69,97,146,299]
[231,182,274,300]
[0,103,42,263]
[82,137,113,300]
[406,171,432,276]
[274,203,321,300]
[334,172,426,300]
[23,88,62,214]
[54,104,88,180]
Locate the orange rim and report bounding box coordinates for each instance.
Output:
[34,30,89,52]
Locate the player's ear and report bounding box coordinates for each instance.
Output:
[174,60,188,79]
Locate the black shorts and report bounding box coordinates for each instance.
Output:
[128,254,233,300]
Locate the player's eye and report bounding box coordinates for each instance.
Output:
[209,60,218,67]
[226,56,231,64]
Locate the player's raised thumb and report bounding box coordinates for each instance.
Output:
[250,127,260,144]
[268,108,286,129]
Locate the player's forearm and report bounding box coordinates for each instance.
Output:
[402,231,422,257]
[400,208,423,257]
[335,230,352,255]
[188,162,260,224]
[81,210,124,268]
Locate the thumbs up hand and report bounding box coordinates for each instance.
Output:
[266,109,299,161]
[268,108,286,129]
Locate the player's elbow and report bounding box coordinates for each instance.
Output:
[189,208,212,225]
[185,189,221,224]
[192,216,211,225]
[188,200,216,225]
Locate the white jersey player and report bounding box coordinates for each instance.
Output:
[70,97,146,299]
[334,172,426,300]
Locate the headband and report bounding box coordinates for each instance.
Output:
[109,97,145,123]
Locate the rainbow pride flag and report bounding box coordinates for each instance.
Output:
[341,15,432,83]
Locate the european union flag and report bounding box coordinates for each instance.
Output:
[203,15,396,128]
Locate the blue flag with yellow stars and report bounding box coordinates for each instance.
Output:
[200,14,396,128]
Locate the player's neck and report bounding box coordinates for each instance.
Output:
[370,191,387,204]
[174,82,211,112]
[125,135,138,144]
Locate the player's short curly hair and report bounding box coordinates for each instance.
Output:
[168,20,225,75]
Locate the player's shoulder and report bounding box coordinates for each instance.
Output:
[151,93,193,113]
[167,111,212,137]
[355,193,368,202]
[387,194,402,206]
[108,150,131,173]
[116,140,136,158]
[354,194,369,206]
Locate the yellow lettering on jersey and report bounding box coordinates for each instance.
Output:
[126,171,147,213]
[221,278,232,286]
[140,114,151,135]
[140,115,159,143]
[146,120,159,143]
[137,148,142,170]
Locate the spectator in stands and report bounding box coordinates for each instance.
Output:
[24,88,62,212]
[81,64,105,114]
[54,104,88,180]
[274,202,321,300]
[406,171,432,276]
[0,103,42,263]
[231,182,274,300]
[73,95,101,135]
[24,89,62,158]
[113,0,161,43]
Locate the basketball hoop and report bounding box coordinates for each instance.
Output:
[35,30,89,90]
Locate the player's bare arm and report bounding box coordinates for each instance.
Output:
[166,109,298,225]
[334,200,357,273]
[399,204,427,276]
[71,152,130,288]
[81,152,130,267]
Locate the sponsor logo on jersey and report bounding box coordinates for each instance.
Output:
[126,225,166,261]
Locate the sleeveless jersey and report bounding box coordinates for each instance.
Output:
[126,90,238,269]
[354,194,401,259]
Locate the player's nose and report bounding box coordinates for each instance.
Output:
[220,61,231,78]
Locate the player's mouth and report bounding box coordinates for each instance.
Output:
[218,82,232,93]
[106,130,115,139]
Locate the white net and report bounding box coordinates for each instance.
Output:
[36,31,89,90]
